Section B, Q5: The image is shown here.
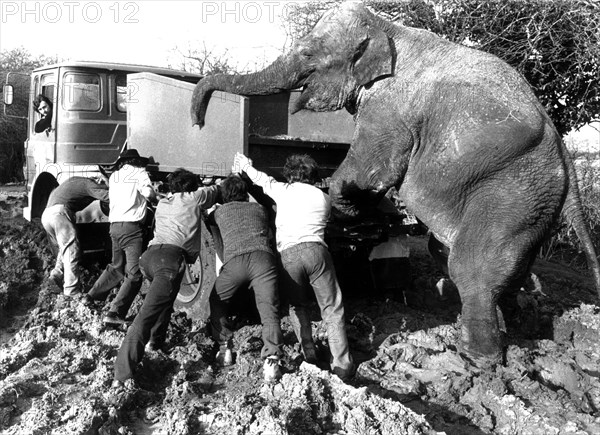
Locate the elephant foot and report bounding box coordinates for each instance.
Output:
[457,346,502,371]
[458,322,504,370]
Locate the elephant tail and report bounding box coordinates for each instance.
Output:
[561,142,600,298]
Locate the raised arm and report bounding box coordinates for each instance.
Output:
[233,152,276,190]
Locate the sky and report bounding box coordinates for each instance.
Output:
[0,1,294,71]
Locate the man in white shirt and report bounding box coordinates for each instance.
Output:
[233,152,355,380]
[85,149,155,326]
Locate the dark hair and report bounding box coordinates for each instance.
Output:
[283,154,319,185]
[168,168,199,193]
[221,174,248,203]
[116,158,147,170]
[33,94,53,112]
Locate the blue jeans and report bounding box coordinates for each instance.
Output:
[209,250,283,359]
[114,244,186,381]
[87,221,144,318]
[280,242,353,376]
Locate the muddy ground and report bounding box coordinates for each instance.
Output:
[1,185,599,435]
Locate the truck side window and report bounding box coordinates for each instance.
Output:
[116,74,127,112]
[62,73,100,111]
[32,73,56,134]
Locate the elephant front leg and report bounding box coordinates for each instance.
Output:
[329,152,378,218]
[329,111,414,217]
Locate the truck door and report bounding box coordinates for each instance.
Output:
[27,72,57,184]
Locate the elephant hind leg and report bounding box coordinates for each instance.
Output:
[448,225,537,365]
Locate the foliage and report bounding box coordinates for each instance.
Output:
[0,47,58,73]
[281,0,600,136]
[540,151,600,269]
[0,48,59,183]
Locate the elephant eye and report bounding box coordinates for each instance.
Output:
[297,44,313,59]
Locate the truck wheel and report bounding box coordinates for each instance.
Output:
[177,257,203,304]
[173,218,218,321]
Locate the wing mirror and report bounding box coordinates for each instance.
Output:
[3,84,14,105]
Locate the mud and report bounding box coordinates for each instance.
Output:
[1,185,599,434]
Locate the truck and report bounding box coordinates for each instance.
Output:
[3,62,202,252]
[4,61,416,320]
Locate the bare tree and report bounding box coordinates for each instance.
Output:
[168,43,239,76]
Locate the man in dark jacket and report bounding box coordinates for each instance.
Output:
[41,176,109,298]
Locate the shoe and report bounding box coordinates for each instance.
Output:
[82,294,95,307]
[215,347,234,367]
[263,356,282,383]
[64,291,84,301]
[145,339,166,353]
[107,378,135,406]
[303,345,319,365]
[333,363,356,381]
[103,311,126,326]
[49,270,63,287]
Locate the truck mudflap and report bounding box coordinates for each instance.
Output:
[25,172,59,220]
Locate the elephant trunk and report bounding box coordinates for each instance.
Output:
[191,55,303,128]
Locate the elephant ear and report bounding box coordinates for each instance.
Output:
[352,25,393,86]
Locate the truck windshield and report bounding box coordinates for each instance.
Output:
[62,72,100,111]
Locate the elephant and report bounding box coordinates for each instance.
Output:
[191,1,600,365]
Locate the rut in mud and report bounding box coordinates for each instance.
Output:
[0,186,599,434]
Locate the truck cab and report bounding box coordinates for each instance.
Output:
[4,61,202,223]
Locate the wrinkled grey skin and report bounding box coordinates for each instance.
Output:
[191,2,600,365]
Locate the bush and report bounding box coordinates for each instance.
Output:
[540,152,600,270]
[0,141,25,184]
